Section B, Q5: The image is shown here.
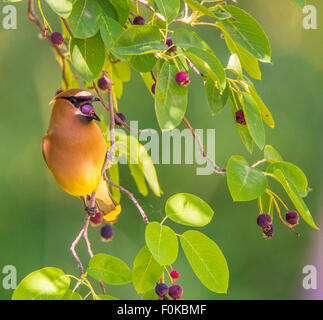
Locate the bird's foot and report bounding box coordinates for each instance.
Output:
[85,206,97,217]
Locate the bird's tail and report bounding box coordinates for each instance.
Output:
[95,178,121,223]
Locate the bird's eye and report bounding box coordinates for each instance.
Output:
[69,97,78,106]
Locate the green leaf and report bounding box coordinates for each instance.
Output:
[145,222,178,265]
[109,163,120,202]
[241,92,265,150]
[217,5,271,63]
[114,131,162,197]
[109,0,130,25]
[180,230,229,293]
[62,289,82,300]
[241,81,275,128]
[228,88,254,154]
[221,26,261,80]
[132,246,163,294]
[154,0,180,23]
[268,169,318,229]
[172,28,211,51]
[165,193,214,227]
[205,78,228,116]
[183,47,226,92]
[291,0,306,9]
[100,16,124,53]
[70,33,105,82]
[87,254,132,285]
[12,267,70,300]
[46,0,72,18]
[211,7,232,20]
[267,161,308,198]
[97,0,118,20]
[128,164,148,196]
[68,0,102,39]
[183,0,218,19]
[97,294,119,300]
[113,26,167,55]
[130,54,157,72]
[142,288,159,300]
[155,62,188,130]
[264,145,283,162]
[227,155,267,201]
[226,53,242,77]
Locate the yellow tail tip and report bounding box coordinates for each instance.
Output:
[102,205,122,223]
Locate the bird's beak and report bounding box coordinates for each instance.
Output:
[93,97,100,102]
[88,112,101,121]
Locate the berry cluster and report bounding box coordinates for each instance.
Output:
[155,270,182,300]
[257,211,299,238]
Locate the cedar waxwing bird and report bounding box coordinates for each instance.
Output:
[42,89,121,223]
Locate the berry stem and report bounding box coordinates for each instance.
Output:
[182,117,227,174]
[267,189,289,211]
[164,266,174,284]
[271,196,300,237]
[132,0,166,22]
[104,173,150,225]
[160,216,168,225]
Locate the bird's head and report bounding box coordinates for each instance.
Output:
[50,89,101,121]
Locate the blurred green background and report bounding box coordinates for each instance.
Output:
[0,0,322,300]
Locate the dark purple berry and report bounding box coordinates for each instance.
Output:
[166,37,177,53]
[175,71,190,87]
[235,109,246,125]
[163,296,170,300]
[151,83,156,95]
[263,224,274,238]
[80,103,95,115]
[155,282,168,298]
[286,211,299,226]
[133,16,145,25]
[115,112,126,126]
[51,32,64,46]
[257,213,272,229]
[98,76,109,91]
[55,89,63,96]
[90,212,103,226]
[168,284,183,300]
[170,270,180,280]
[100,224,114,241]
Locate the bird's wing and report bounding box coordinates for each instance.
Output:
[42,136,49,166]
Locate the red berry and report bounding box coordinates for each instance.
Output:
[51,32,64,46]
[175,71,190,87]
[286,211,299,226]
[257,213,272,229]
[115,112,126,126]
[90,212,103,226]
[80,103,95,115]
[168,284,183,300]
[235,109,246,125]
[98,77,109,91]
[166,37,177,53]
[100,224,114,241]
[170,270,180,280]
[155,282,168,298]
[133,16,145,25]
[263,224,274,238]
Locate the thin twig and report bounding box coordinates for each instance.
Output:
[62,18,73,37]
[183,117,226,174]
[104,173,149,225]
[184,57,207,78]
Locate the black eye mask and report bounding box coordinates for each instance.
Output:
[62,95,100,108]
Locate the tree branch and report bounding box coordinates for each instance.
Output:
[104,173,149,225]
